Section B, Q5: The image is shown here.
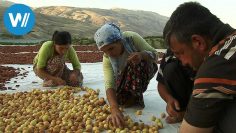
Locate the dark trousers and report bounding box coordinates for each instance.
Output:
[163,61,194,111]
[214,98,236,133]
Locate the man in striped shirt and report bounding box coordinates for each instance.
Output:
[167,2,236,133]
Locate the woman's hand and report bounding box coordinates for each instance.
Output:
[69,72,79,84]
[69,70,83,86]
[127,52,143,64]
[108,106,125,128]
[53,77,66,86]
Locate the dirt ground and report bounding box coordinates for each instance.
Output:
[0,45,103,90]
[0,66,20,90]
[0,45,103,64]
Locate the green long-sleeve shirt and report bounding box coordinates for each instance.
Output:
[103,31,158,90]
[33,41,81,70]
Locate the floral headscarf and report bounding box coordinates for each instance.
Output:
[94,23,122,50]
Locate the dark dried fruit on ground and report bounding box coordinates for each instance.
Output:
[0,66,19,91]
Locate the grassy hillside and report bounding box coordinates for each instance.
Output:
[34,7,168,37]
[0,3,168,48]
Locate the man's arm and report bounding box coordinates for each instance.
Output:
[158,82,181,117]
[158,82,173,103]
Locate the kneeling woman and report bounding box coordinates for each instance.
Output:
[94,23,158,128]
[33,31,83,87]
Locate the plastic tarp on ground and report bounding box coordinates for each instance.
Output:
[1,63,180,132]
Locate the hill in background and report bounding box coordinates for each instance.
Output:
[0,2,168,40]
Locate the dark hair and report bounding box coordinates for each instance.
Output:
[52,31,72,45]
[167,2,222,46]
[163,20,171,47]
[163,20,171,39]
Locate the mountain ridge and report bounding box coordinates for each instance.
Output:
[0,2,168,41]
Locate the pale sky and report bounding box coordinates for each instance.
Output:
[5,0,236,28]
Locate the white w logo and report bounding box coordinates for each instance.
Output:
[8,13,30,27]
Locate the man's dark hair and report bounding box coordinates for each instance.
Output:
[163,20,171,47]
[163,20,171,39]
[52,31,72,45]
[167,2,222,45]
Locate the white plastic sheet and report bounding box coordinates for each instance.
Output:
[1,63,180,132]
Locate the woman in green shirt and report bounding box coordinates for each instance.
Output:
[33,31,83,87]
[94,23,158,128]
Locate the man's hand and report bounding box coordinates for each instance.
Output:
[166,96,181,117]
[165,96,185,123]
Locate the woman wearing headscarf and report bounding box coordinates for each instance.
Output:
[94,23,158,128]
[33,31,83,87]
